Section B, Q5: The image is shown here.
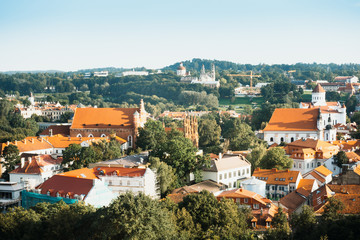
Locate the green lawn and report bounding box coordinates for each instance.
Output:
[219,97,264,113]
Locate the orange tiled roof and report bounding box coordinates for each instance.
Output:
[46,136,109,148]
[10,155,63,175]
[263,108,318,132]
[36,175,94,199]
[330,140,360,151]
[166,193,189,204]
[252,168,301,185]
[1,137,53,153]
[287,138,336,151]
[280,190,307,213]
[305,170,326,184]
[297,179,316,191]
[354,165,360,176]
[345,152,360,162]
[93,167,146,177]
[217,188,267,205]
[58,168,98,179]
[314,165,332,177]
[71,107,140,129]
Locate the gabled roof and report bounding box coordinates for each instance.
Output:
[172,180,226,194]
[314,165,332,177]
[216,188,267,206]
[46,136,109,148]
[36,175,94,199]
[297,179,316,192]
[312,184,333,212]
[263,108,319,132]
[287,138,336,151]
[203,154,250,172]
[280,190,307,214]
[252,168,301,185]
[313,84,325,93]
[10,155,63,175]
[40,125,70,137]
[354,165,360,176]
[1,137,53,153]
[345,152,360,163]
[71,107,140,129]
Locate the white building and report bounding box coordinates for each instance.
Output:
[202,153,251,189]
[121,69,149,77]
[94,166,158,199]
[303,165,333,186]
[334,76,359,83]
[191,64,220,88]
[93,71,109,77]
[9,155,63,189]
[0,182,24,211]
[176,63,187,76]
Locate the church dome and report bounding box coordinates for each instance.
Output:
[177,63,186,70]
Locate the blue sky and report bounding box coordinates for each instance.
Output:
[0,0,359,71]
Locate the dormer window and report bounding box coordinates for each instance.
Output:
[47,191,50,196]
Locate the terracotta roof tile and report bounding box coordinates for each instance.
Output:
[93,167,146,177]
[40,125,70,137]
[1,137,53,153]
[217,188,267,205]
[314,165,332,177]
[280,190,307,213]
[71,107,140,129]
[58,168,98,179]
[10,155,62,175]
[345,152,360,162]
[252,168,301,185]
[313,84,325,93]
[263,108,319,132]
[297,179,316,191]
[46,136,110,148]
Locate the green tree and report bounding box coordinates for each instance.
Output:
[265,207,290,240]
[350,111,360,125]
[92,139,123,161]
[322,197,344,222]
[290,205,317,240]
[1,144,20,177]
[136,119,166,150]
[90,193,177,240]
[149,156,178,197]
[260,147,293,170]
[246,144,266,172]
[198,118,221,153]
[333,151,348,168]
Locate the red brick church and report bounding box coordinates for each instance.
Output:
[70,100,148,148]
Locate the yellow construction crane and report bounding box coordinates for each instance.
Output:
[288,70,296,73]
[227,70,261,89]
[287,70,296,80]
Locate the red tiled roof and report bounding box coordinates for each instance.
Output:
[313,84,325,93]
[40,125,70,137]
[263,108,319,132]
[217,188,267,205]
[36,175,94,199]
[10,155,62,175]
[58,168,98,179]
[71,107,140,129]
[1,137,53,153]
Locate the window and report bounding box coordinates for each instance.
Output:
[291,137,294,142]
[236,198,240,204]
[272,186,275,190]
[233,171,236,177]
[244,198,248,203]
[224,173,227,179]
[219,174,222,180]
[280,137,284,142]
[47,191,51,196]
[100,134,106,137]
[238,170,241,176]
[317,162,321,167]
[266,186,269,190]
[88,134,94,137]
[246,168,249,174]
[299,163,302,168]
[119,180,122,186]
[252,222,256,228]
[242,169,245,175]
[270,137,274,142]
[128,135,133,148]
[253,204,259,209]
[77,134,82,137]
[266,221,270,228]
[307,163,309,168]
[229,172,232,178]
[233,182,236,188]
[127,180,130,186]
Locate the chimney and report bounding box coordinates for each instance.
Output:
[24,139,27,144]
[49,129,53,137]
[68,137,71,141]
[219,153,222,160]
[41,138,44,143]
[15,140,17,145]
[21,158,25,168]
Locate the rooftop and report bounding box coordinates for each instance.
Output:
[252,168,301,185]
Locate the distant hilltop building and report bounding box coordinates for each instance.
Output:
[179,63,220,88]
[121,69,149,77]
[93,71,109,77]
[334,76,358,83]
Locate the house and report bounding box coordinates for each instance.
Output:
[334,76,359,83]
[70,99,149,148]
[9,155,63,189]
[93,166,158,199]
[329,140,360,152]
[285,138,339,174]
[252,168,302,200]
[0,182,24,212]
[216,188,279,229]
[202,153,251,189]
[1,138,53,155]
[311,184,334,212]
[264,84,346,145]
[279,179,318,214]
[303,165,333,186]
[167,180,227,203]
[240,177,267,197]
[338,83,356,94]
[89,153,149,168]
[316,184,360,215]
[319,82,345,92]
[35,168,115,208]
[332,164,360,185]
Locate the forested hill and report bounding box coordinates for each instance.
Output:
[164,58,360,79]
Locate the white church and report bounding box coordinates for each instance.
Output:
[177,63,220,88]
[263,84,346,145]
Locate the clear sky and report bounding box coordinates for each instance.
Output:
[0,0,359,71]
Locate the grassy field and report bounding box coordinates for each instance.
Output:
[219,97,264,113]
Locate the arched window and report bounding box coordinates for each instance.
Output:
[100,134,106,137]
[280,137,284,142]
[88,134,94,137]
[128,135,133,148]
[77,134,82,137]
[270,137,274,142]
[291,137,294,142]
[47,191,51,196]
